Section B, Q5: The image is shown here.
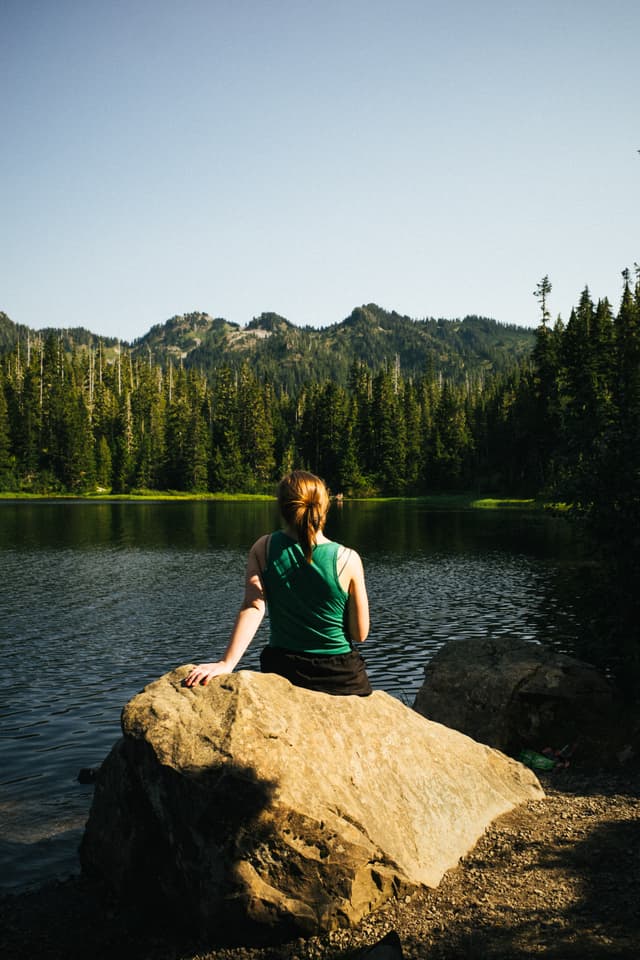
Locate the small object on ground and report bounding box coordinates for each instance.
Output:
[357,930,404,959]
[541,743,575,768]
[617,743,634,764]
[518,748,557,771]
[77,767,99,784]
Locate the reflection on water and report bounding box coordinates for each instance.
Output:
[0,500,584,893]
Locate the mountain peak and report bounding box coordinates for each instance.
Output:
[246,312,293,333]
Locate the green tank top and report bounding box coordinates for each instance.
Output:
[263,530,351,655]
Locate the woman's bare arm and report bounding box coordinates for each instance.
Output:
[342,549,370,643]
[183,536,268,687]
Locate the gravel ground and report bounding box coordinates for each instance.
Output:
[1,767,639,960]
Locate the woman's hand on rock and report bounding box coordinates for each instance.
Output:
[183,662,231,687]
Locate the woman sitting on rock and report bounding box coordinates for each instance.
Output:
[184,469,372,696]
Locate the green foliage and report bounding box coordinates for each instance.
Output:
[525,271,640,697]
[92,304,535,393]
[0,324,530,499]
[0,367,17,490]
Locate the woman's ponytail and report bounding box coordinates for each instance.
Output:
[277,470,330,563]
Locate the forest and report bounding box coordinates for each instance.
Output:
[0,278,637,504]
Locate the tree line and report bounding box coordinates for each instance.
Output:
[0,273,638,505]
[528,269,640,695]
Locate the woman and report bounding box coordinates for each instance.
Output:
[184,470,372,696]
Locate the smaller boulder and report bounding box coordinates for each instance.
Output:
[413,638,622,764]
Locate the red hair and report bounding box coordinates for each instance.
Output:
[277,470,330,563]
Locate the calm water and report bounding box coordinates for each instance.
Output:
[0,500,584,893]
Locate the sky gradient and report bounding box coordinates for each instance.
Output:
[2,0,639,341]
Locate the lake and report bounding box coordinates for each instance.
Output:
[0,499,585,893]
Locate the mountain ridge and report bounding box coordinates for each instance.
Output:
[0,304,536,387]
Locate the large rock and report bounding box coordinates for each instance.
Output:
[80,667,542,942]
[413,637,620,761]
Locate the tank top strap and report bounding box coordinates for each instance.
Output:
[337,544,351,576]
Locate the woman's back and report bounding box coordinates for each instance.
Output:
[263,531,351,655]
[183,469,371,695]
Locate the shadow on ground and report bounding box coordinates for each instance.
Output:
[402,773,640,959]
[1,771,638,960]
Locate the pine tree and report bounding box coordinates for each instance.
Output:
[574,274,640,696]
[37,334,73,490]
[370,366,407,493]
[210,367,244,491]
[112,390,136,492]
[185,374,211,492]
[297,381,349,489]
[163,366,191,490]
[0,368,16,490]
[95,435,112,489]
[347,361,374,484]
[402,380,424,492]
[62,391,96,491]
[614,276,640,422]
[531,314,564,491]
[534,275,552,326]
[338,394,367,495]
[237,364,275,491]
[429,381,472,489]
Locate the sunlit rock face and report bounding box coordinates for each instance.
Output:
[80,668,542,942]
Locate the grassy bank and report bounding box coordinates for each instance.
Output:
[0,490,274,502]
[0,490,559,510]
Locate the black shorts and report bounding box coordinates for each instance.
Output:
[260,645,372,697]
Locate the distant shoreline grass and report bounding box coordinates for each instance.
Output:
[0,490,274,502]
[0,490,564,511]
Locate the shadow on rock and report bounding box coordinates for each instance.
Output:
[80,736,284,946]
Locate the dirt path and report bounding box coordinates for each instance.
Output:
[1,769,638,959]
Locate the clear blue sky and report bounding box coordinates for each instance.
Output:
[1,0,638,341]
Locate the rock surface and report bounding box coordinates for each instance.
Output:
[413,637,621,762]
[80,667,542,941]
[4,768,639,960]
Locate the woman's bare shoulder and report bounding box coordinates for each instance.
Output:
[252,533,270,550]
[249,534,271,572]
[337,545,365,588]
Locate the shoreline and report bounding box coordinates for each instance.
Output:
[0,491,553,511]
[2,765,637,960]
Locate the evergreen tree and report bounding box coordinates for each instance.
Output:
[236,364,275,490]
[61,391,96,491]
[0,369,16,489]
[297,381,349,489]
[614,276,640,422]
[429,381,472,489]
[209,367,244,491]
[402,380,424,492]
[534,275,552,326]
[163,366,191,490]
[112,390,136,492]
[370,366,407,493]
[20,364,43,481]
[347,361,374,485]
[549,273,640,696]
[185,374,211,492]
[95,435,112,489]
[530,315,564,491]
[338,394,368,494]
